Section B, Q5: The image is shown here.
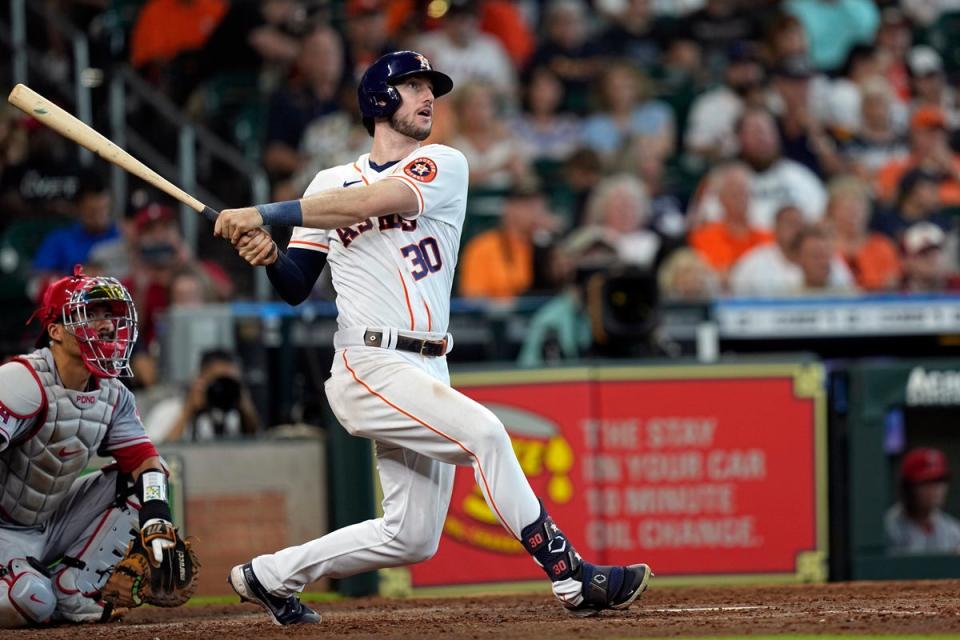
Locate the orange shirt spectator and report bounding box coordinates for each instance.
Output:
[874,106,960,205]
[690,222,773,273]
[459,230,533,299]
[131,0,227,69]
[842,234,902,290]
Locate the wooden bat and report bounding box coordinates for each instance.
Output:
[7,83,219,222]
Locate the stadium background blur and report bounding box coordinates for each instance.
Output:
[4,0,960,593]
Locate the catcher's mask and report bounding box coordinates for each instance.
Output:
[31,265,139,378]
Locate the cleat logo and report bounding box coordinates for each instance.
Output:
[593,574,607,585]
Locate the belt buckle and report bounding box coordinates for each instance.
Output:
[420,338,444,356]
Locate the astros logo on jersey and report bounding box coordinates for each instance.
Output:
[404,157,437,183]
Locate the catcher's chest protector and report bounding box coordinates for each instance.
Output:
[0,350,120,526]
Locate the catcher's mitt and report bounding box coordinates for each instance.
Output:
[102,520,200,608]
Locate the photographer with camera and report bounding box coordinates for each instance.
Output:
[144,349,261,442]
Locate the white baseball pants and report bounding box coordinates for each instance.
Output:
[251,345,542,596]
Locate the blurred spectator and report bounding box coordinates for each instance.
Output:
[794,225,856,293]
[657,248,719,302]
[735,107,827,230]
[124,204,233,352]
[886,447,960,554]
[517,227,619,367]
[771,54,844,178]
[510,66,583,163]
[527,0,604,114]
[785,0,879,73]
[32,170,118,279]
[416,0,515,96]
[143,349,261,442]
[840,78,909,182]
[562,148,605,227]
[583,174,661,269]
[689,163,772,276]
[620,136,687,241]
[900,222,960,292]
[874,7,913,104]
[826,176,901,291]
[762,12,808,67]
[130,0,227,72]
[263,25,346,182]
[901,0,960,28]
[478,1,536,69]
[876,106,960,207]
[730,205,854,296]
[343,0,398,83]
[874,168,954,240]
[675,0,760,76]
[193,0,304,93]
[459,178,557,299]
[907,46,960,129]
[583,62,674,161]
[596,0,664,69]
[451,82,532,190]
[684,41,766,162]
[826,44,884,137]
[169,266,217,306]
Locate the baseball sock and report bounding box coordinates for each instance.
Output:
[519,501,586,604]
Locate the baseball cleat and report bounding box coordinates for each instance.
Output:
[228,563,321,625]
[564,562,653,617]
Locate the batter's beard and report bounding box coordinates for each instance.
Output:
[390,112,431,141]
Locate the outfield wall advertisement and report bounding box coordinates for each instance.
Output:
[409,363,828,588]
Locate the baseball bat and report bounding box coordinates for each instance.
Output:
[7,83,219,222]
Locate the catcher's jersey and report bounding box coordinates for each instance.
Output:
[288,144,468,334]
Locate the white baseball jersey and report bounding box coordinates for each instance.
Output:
[288,144,468,334]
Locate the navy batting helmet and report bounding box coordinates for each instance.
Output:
[358,51,454,134]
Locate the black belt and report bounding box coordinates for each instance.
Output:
[363,330,447,357]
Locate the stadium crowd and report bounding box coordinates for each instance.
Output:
[3,0,960,401]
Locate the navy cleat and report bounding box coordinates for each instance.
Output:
[564,562,653,617]
[228,563,321,625]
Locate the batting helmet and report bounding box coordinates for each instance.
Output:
[32,265,139,378]
[358,51,453,133]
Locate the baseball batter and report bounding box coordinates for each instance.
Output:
[0,268,196,627]
[217,51,651,625]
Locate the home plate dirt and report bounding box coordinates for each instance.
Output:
[9,580,960,639]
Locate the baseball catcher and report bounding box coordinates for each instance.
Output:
[0,266,198,628]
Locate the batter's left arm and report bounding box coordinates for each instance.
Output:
[215,180,419,242]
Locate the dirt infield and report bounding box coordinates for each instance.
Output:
[9,580,960,639]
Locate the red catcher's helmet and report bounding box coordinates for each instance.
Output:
[32,265,139,378]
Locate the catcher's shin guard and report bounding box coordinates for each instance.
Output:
[0,559,56,627]
[53,504,137,623]
[228,563,321,625]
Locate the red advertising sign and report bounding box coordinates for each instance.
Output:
[409,364,826,587]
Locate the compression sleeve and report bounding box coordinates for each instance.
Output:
[266,247,328,305]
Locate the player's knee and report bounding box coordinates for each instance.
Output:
[400,535,441,564]
[469,413,512,456]
[0,561,55,627]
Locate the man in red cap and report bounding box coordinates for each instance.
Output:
[0,267,194,627]
[886,447,960,554]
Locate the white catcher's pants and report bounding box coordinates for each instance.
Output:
[252,346,542,596]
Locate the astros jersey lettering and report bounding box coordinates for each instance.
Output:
[288,144,467,334]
